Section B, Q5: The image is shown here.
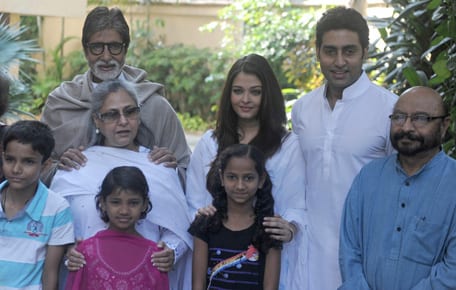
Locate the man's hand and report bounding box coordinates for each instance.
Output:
[148,146,177,169]
[58,146,87,171]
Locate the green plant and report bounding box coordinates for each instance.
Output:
[29,37,87,114]
[177,112,212,133]
[202,0,322,91]
[368,0,456,155]
[124,15,229,123]
[0,22,38,71]
[129,44,229,122]
[282,24,324,92]
[66,50,89,77]
[0,20,40,121]
[283,88,299,129]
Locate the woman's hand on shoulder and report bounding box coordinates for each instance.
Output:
[65,242,86,271]
[151,241,175,272]
[263,215,296,243]
[58,146,87,171]
[196,205,217,218]
[148,146,177,169]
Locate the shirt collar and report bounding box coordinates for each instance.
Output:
[395,149,446,177]
[0,181,48,221]
[324,71,369,102]
[26,181,48,221]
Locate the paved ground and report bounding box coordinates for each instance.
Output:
[185,132,202,151]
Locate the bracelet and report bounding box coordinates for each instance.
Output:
[288,227,294,242]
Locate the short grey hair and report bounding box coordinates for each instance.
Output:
[91,79,138,113]
[88,79,139,145]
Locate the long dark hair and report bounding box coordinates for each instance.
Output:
[195,144,282,253]
[213,54,288,158]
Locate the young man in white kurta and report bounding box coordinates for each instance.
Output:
[292,72,397,289]
[291,7,398,290]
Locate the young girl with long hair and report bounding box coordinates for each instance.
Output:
[186,54,307,290]
[189,144,282,290]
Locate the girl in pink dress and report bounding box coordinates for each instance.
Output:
[65,166,169,290]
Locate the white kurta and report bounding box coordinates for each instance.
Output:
[185,130,307,290]
[50,146,192,290]
[291,72,397,290]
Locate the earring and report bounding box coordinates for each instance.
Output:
[95,128,100,134]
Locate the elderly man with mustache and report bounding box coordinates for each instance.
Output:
[339,86,456,289]
[41,7,190,184]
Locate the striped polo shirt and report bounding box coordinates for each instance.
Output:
[0,181,74,289]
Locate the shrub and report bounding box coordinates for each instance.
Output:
[202,0,323,92]
[0,19,40,121]
[128,44,230,122]
[368,0,456,155]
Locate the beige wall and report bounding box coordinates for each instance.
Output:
[125,4,225,48]
[40,17,85,61]
[0,0,85,17]
[39,3,225,63]
[36,1,390,75]
[38,1,391,54]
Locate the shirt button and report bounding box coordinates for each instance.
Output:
[405,181,410,186]
[401,203,406,208]
[396,227,402,232]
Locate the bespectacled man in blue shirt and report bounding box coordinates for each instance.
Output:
[339,86,456,290]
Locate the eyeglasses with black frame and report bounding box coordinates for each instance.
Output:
[86,42,125,56]
[96,106,141,123]
[389,113,448,127]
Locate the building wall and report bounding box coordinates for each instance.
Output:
[36,1,391,75]
[0,0,85,17]
[39,4,225,61]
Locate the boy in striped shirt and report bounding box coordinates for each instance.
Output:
[0,120,74,289]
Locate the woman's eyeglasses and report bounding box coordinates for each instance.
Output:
[96,106,140,123]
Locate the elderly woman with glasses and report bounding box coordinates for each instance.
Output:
[50,79,192,290]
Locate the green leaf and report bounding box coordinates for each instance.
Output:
[402,67,424,86]
[427,0,441,11]
[429,74,446,85]
[421,37,452,59]
[432,59,452,79]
